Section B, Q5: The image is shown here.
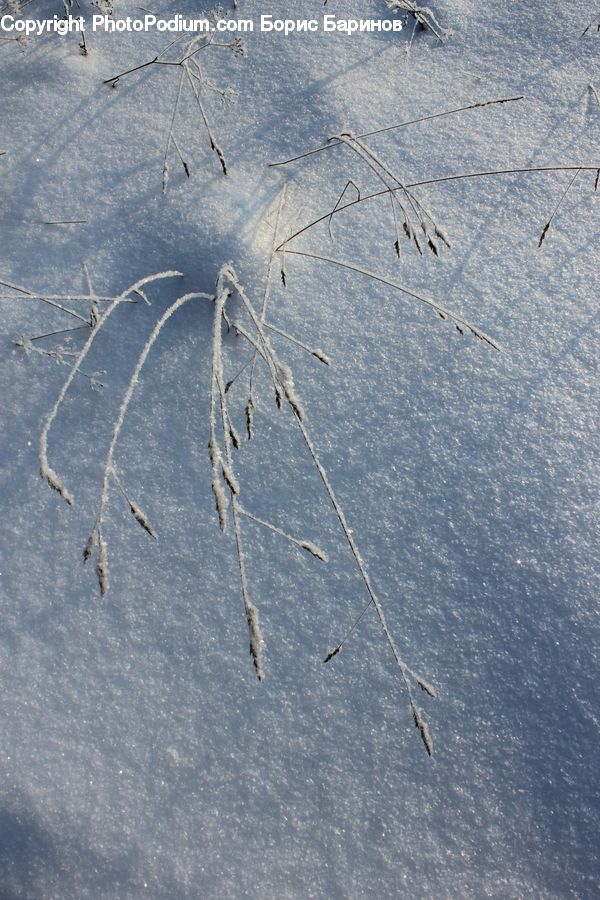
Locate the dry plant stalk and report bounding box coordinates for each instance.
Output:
[213,255,437,754]
[25,170,503,754]
[271,96,600,257]
[331,130,451,258]
[537,168,581,248]
[37,270,182,507]
[103,24,244,186]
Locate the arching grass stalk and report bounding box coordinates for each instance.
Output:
[39,271,182,506]
[216,261,436,754]
[84,289,211,594]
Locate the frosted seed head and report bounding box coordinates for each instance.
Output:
[41,465,74,507]
[129,502,157,539]
[83,531,97,563]
[434,225,451,247]
[246,604,265,681]
[311,348,331,365]
[416,677,437,698]
[298,540,327,562]
[221,464,240,496]
[211,478,229,532]
[96,538,109,597]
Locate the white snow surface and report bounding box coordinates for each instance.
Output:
[0,1,599,897]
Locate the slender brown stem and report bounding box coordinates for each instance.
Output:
[269,96,524,168]
[104,56,159,84]
[538,168,581,248]
[276,165,600,252]
[283,249,499,349]
[29,325,88,342]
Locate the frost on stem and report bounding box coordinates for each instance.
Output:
[276,362,304,420]
[209,436,229,531]
[95,538,109,598]
[41,465,74,507]
[216,260,436,746]
[246,601,265,682]
[209,285,232,531]
[38,271,182,509]
[128,501,158,539]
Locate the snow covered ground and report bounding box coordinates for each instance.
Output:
[0,1,599,897]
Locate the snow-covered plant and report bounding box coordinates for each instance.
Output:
[104,24,245,188]
[271,95,599,261]
[20,205,444,751]
[34,271,183,506]
[7,93,599,758]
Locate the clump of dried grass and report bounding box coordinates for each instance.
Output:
[15,89,600,754]
[271,95,600,264]
[25,223,437,746]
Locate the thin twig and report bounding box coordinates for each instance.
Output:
[328,179,360,240]
[184,61,227,175]
[39,271,182,506]
[28,325,89,342]
[283,249,500,349]
[15,337,103,385]
[538,168,581,248]
[269,96,524,168]
[237,506,327,560]
[263,321,331,364]
[247,186,288,405]
[276,165,600,252]
[162,68,187,192]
